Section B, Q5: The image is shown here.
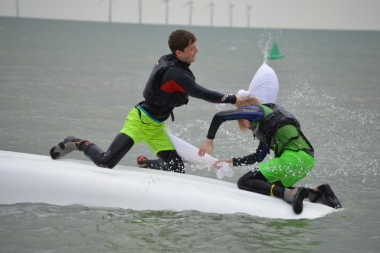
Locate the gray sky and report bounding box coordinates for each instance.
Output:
[1,0,379,31]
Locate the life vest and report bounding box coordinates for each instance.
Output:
[143,54,190,109]
[252,104,314,157]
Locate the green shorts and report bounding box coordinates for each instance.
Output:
[258,150,315,188]
[120,106,175,155]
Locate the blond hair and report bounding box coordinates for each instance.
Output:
[236,96,261,132]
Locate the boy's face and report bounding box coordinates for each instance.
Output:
[176,41,198,64]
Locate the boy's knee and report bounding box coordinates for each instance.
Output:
[237,177,247,190]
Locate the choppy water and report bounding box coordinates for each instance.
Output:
[0,17,380,252]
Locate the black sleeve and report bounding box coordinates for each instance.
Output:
[165,67,236,104]
[232,142,269,166]
[206,107,264,139]
[233,153,257,166]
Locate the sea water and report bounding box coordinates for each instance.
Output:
[0,17,379,252]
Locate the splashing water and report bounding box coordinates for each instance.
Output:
[258,29,284,64]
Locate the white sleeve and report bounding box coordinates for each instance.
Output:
[167,132,234,179]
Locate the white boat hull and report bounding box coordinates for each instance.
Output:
[0,151,337,219]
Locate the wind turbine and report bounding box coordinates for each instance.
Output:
[15,0,19,17]
[160,0,170,25]
[183,0,194,26]
[228,0,235,27]
[100,0,116,23]
[205,0,215,27]
[138,0,142,24]
[246,0,252,27]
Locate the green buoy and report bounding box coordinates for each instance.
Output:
[267,42,284,60]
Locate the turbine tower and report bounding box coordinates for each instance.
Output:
[160,0,170,25]
[205,0,215,27]
[100,0,116,23]
[228,0,235,27]
[183,0,194,26]
[15,0,19,17]
[246,1,252,27]
[138,0,142,24]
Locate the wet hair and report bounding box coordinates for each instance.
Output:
[236,96,261,132]
[168,30,197,55]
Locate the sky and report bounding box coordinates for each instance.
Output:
[0,0,380,31]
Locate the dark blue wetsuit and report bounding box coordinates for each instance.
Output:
[205,104,342,210]
[205,105,285,197]
[206,106,269,166]
[205,104,315,198]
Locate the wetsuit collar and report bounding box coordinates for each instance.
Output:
[172,54,191,68]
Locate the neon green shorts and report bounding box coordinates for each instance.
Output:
[258,150,315,188]
[120,106,174,155]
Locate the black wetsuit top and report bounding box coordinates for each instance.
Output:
[139,54,237,121]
